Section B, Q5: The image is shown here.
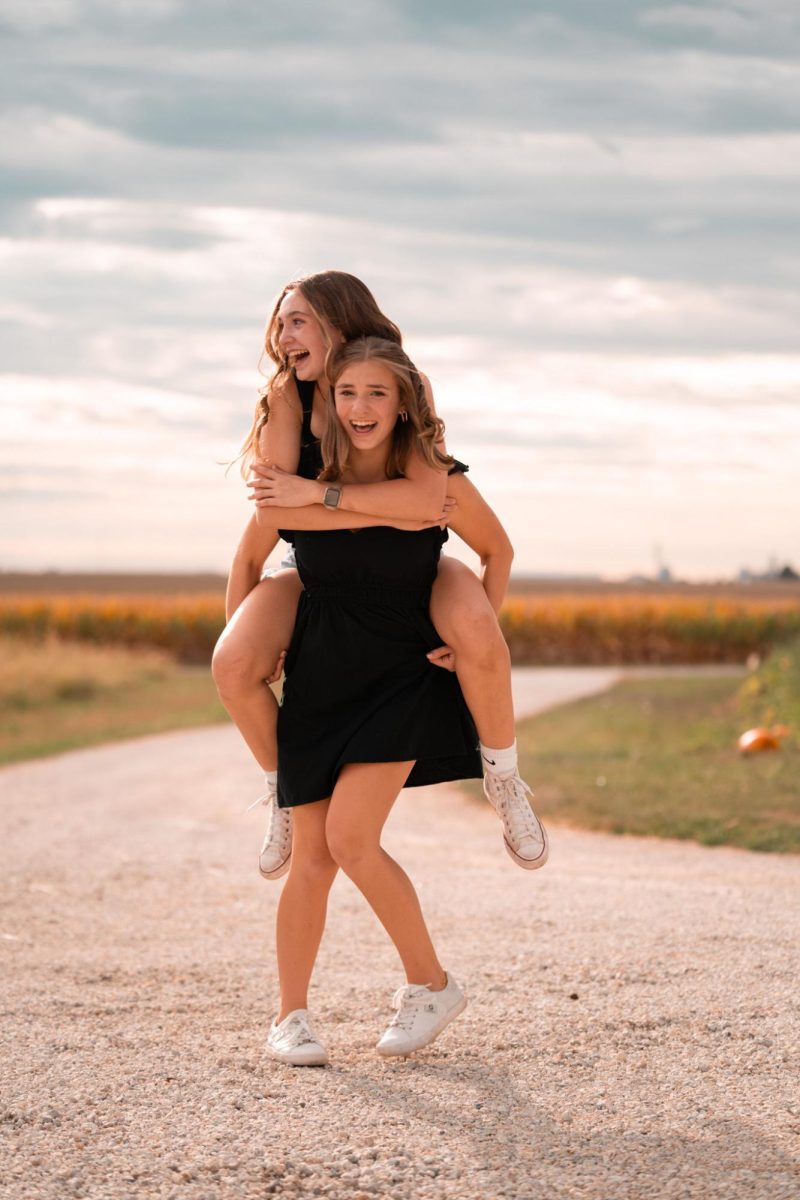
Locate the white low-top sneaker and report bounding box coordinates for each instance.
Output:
[265,1009,328,1067]
[483,771,549,870]
[376,972,467,1057]
[248,782,293,879]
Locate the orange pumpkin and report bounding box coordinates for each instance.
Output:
[737,728,780,754]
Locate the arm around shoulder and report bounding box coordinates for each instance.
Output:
[338,446,448,522]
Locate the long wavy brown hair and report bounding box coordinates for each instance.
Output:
[238,272,402,473]
[320,338,453,482]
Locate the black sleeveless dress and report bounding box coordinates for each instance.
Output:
[275,380,481,808]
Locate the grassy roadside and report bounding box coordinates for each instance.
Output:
[4,634,799,854]
[0,637,227,766]
[467,646,799,853]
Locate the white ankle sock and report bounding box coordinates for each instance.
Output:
[479,740,518,778]
[265,769,278,789]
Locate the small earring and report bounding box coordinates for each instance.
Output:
[400,410,408,423]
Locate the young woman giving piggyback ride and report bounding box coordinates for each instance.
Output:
[240,338,534,1063]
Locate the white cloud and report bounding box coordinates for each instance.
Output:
[0,302,54,328]
[0,109,141,172]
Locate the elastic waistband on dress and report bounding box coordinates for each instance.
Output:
[304,584,430,606]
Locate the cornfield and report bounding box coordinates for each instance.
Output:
[2,590,800,665]
[0,595,223,664]
[500,593,800,665]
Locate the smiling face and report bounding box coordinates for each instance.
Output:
[334,360,404,453]
[276,288,336,382]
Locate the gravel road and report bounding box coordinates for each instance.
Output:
[1,670,798,1200]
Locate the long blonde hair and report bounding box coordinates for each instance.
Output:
[239,272,402,474]
[320,338,453,482]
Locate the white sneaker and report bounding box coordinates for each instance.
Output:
[248,779,293,880]
[265,1009,328,1067]
[376,972,467,1057]
[483,770,549,870]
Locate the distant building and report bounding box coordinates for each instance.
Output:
[738,562,799,583]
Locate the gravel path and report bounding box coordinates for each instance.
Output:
[1,671,798,1200]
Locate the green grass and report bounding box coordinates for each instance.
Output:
[0,636,228,765]
[737,641,800,732]
[466,643,800,853]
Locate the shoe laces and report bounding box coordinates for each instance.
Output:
[388,984,438,1032]
[246,782,277,812]
[280,1012,318,1049]
[484,773,543,844]
[248,792,292,852]
[267,802,292,852]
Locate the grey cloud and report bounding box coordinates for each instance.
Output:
[0,0,399,47]
[4,111,798,296]
[1,2,799,398]
[638,3,800,56]
[7,0,798,57]
[4,3,800,158]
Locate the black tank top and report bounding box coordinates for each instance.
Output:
[296,378,323,481]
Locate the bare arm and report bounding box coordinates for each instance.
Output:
[259,381,303,472]
[225,514,280,620]
[253,505,440,535]
[249,457,449,521]
[225,393,305,618]
[340,453,448,520]
[445,474,514,613]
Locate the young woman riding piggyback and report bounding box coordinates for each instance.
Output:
[212,270,547,875]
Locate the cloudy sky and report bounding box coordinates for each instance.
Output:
[2,0,798,579]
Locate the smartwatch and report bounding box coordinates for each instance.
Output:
[323,485,343,510]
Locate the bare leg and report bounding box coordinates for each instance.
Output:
[429,556,515,747]
[275,798,338,1020]
[325,762,447,991]
[211,569,303,772]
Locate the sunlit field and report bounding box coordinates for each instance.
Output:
[0,594,224,664]
[500,588,800,664]
[0,634,225,765]
[2,580,799,665]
